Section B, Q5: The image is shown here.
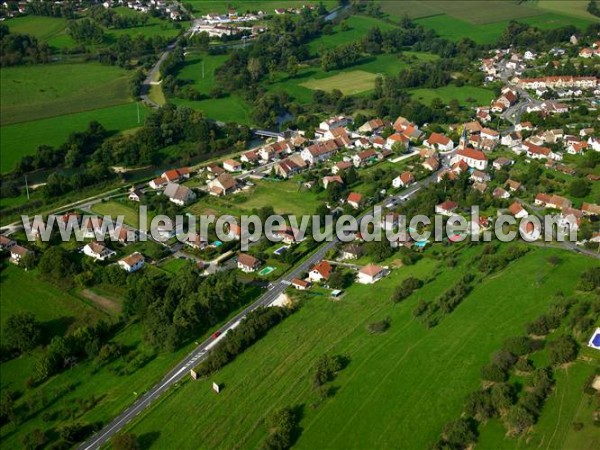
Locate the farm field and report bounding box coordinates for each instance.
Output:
[0,103,148,173]
[383,0,543,23]
[536,0,600,21]
[173,94,253,125]
[176,52,230,94]
[125,246,598,449]
[410,84,495,106]
[1,63,132,126]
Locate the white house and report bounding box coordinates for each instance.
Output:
[163,183,196,206]
[357,264,386,284]
[451,148,488,170]
[392,172,415,189]
[222,159,242,172]
[83,241,116,261]
[436,201,458,217]
[237,253,261,273]
[309,260,333,282]
[118,252,145,273]
[424,133,454,152]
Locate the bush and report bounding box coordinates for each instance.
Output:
[548,335,578,366]
[367,317,390,334]
[481,363,508,382]
[390,277,424,303]
[312,354,343,389]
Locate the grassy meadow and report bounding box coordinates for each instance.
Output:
[1,103,148,173]
[1,63,132,126]
[124,245,598,449]
[410,84,495,106]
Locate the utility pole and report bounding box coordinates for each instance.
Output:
[24,175,30,200]
[137,102,141,124]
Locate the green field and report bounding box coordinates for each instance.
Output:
[382,0,543,23]
[0,264,105,331]
[173,94,253,125]
[414,11,597,45]
[536,0,600,21]
[3,15,76,49]
[91,200,142,228]
[410,84,495,106]
[1,63,132,126]
[300,70,379,95]
[308,15,397,54]
[0,102,148,173]
[125,246,598,449]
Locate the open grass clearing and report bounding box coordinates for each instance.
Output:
[410,84,495,106]
[1,63,132,126]
[300,70,379,95]
[125,245,597,449]
[1,102,148,174]
[91,200,143,228]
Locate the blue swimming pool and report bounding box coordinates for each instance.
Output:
[415,240,428,248]
[213,241,223,247]
[593,333,600,347]
[273,245,289,255]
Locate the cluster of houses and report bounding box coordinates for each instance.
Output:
[103,0,185,21]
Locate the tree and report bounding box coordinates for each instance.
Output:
[506,405,535,435]
[38,246,78,283]
[548,335,578,366]
[328,270,353,289]
[569,179,590,198]
[112,432,140,450]
[3,312,43,353]
[578,266,600,291]
[443,418,477,448]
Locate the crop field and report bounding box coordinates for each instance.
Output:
[1,63,132,126]
[124,246,598,449]
[300,70,380,96]
[410,85,495,106]
[1,103,148,173]
[173,94,253,125]
[177,52,230,93]
[536,0,600,21]
[382,1,544,23]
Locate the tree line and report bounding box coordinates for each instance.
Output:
[0,24,52,66]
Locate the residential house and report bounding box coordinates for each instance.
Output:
[241,150,260,164]
[237,253,261,273]
[301,140,338,165]
[505,179,522,192]
[185,233,208,250]
[371,136,386,149]
[208,173,237,196]
[83,241,116,261]
[347,192,363,209]
[309,260,333,282]
[341,244,363,260]
[481,128,500,141]
[149,177,168,189]
[472,182,488,193]
[318,115,351,132]
[353,149,377,167]
[424,133,454,152]
[358,118,385,133]
[82,217,107,239]
[164,183,196,206]
[392,171,415,188]
[357,264,386,284]
[464,121,483,134]
[291,278,311,290]
[508,202,528,218]
[435,201,458,216]
[0,235,16,250]
[515,122,534,132]
[128,187,143,202]
[501,131,522,147]
[274,226,303,245]
[222,159,242,172]
[323,175,343,189]
[452,148,488,170]
[332,160,353,174]
[582,203,600,216]
[470,170,490,183]
[118,252,145,273]
[422,156,440,172]
[493,187,510,199]
[162,167,190,183]
[206,163,226,177]
[386,133,409,151]
[493,157,514,170]
[112,227,136,245]
[9,245,32,265]
[437,169,457,183]
[274,155,307,179]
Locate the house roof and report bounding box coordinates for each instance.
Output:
[399,171,414,184]
[87,241,108,255]
[481,127,499,137]
[10,244,30,256]
[457,148,487,161]
[292,278,310,288]
[323,175,343,185]
[423,156,440,170]
[0,235,15,246]
[215,173,237,190]
[357,149,377,160]
[164,183,193,202]
[508,202,525,216]
[237,252,259,268]
[437,200,458,211]
[427,132,451,146]
[493,187,509,198]
[582,203,600,215]
[120,252,144,267]
[359,264,384,277]
[223,159,240,167]
[311,260,333,279]
[347,192,362,204]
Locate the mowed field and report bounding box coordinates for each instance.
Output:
[300,70,379,95]
[125,246,598,449]
[1,63,132,126]
[3,15,76,49]
[1,103,148,173]
[411,84,495,105]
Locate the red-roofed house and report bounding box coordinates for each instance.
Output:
[309,260,333,282]
[452,148,488,170]
[392,171,415,188]
[424,133,454,151]
[347,192,363,209]
[436,201,458,216]
[357,264,387,284]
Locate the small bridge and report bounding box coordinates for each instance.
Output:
[253,129,284,139]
